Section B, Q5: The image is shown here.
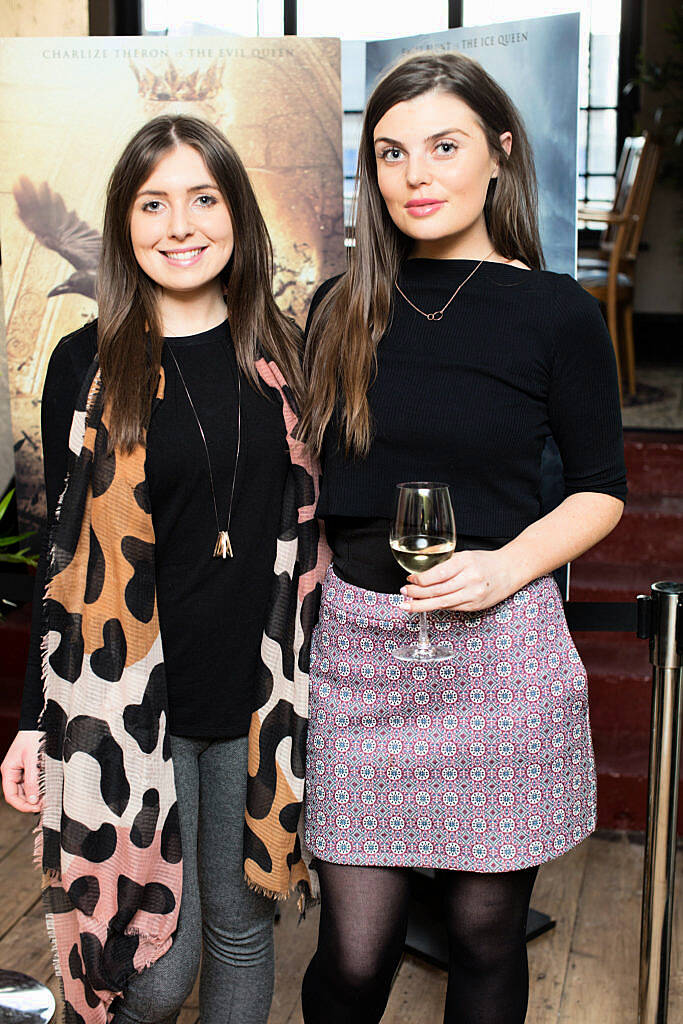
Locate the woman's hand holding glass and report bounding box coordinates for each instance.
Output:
[400,547,516,614]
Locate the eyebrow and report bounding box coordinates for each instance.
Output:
[136,183,219,197]
[374,127,471,146]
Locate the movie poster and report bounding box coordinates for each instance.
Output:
[0,36,344,525]
[365,13,580,276]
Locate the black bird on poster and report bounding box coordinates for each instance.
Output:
[12,177,102,301]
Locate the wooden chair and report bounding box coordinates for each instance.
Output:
[577,131,661,398]
[578,135,646,268]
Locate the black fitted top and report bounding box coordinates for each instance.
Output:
[312,260,627,592]
[20,320,289,737]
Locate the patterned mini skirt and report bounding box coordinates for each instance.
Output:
[304,566,596,872]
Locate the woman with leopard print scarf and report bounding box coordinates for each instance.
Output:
[1,115,329,1024]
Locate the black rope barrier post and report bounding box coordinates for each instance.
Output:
[637,582,683,1024]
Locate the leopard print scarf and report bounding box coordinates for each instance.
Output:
[38,353,330,1023]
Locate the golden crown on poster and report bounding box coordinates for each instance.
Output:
[129,58,225,102]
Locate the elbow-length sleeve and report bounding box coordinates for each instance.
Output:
[547,275,627,503]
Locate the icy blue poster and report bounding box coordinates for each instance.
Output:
[363,14,580,274]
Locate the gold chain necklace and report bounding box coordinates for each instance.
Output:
[167,336,241,559]
[394,249,496,321]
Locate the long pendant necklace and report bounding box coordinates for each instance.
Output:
[394,249,495,321]
[166,338,241,559]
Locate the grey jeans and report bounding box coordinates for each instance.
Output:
[111,735,275,1024]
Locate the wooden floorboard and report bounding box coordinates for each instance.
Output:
[269,899,320,1024]
[558,833,644,1022]
[526,841,589,1023]
[0,830,43,938]
[176,1009,200,1024]
[1,821,682,1023]
[0,897,53,983]
[558,833,683,1024]
[671,848,683,1020]
[383,953,448,1022]
[0,800,35,860]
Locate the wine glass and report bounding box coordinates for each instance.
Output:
[390,482,456,662]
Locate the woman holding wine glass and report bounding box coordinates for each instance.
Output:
[299,52,626,1023]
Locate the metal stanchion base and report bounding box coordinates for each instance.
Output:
[0,969,56,1023]
[404,871,555,969]
[405,896,449,967]
[526,908,556,941]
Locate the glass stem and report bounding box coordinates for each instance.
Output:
[418,611,430,650]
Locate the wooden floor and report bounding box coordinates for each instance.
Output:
[1,801,681,1023]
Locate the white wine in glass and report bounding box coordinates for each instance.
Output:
[390,482,456,663]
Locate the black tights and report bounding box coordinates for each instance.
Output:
[302,861,538,1024]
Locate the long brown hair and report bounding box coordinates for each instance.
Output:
[301,51,544,458]
[97,114,303,453]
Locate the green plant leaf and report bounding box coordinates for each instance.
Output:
[0,531,35,547]
[0,552,38,565]
[0,489,14,523]
[0,487,38,570]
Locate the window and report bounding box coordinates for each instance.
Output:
[143,0,284,35]
[462,1,622,208]
[297,1,449,232]
[296,0,448,40]
[142,1,624,217]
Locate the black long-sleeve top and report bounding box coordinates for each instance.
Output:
[313,259,627,593]
[20,319,289,736]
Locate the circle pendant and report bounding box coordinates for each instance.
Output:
[427,310,444,321]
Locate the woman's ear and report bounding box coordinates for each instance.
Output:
[491,131,513,179]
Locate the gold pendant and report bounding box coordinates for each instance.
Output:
[213,531,233,559]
